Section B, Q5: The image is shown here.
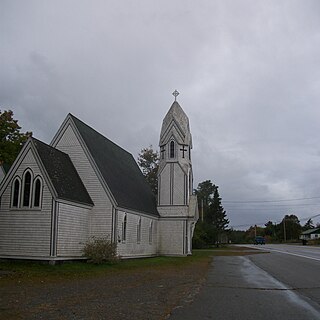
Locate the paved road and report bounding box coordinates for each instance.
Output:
[246,243,320,261]
[169,245,320,320]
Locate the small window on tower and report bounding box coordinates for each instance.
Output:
[160,146,166,159]
[170,141,175,158]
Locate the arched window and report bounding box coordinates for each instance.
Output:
[12,178,21,208]
[160,146,165,160]
[149,221,153,244]
[122,214,127,242]
[33,177,42,208]
[22,170,32,207]
[170,141,175,158]
[137,217,142,243]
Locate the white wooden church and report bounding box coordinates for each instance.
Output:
[0,96,198,262]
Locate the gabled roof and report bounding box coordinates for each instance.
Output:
[32,138,93,206]
[69,114,158,216]
[301,228,320,235]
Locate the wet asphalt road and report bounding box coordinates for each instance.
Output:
[169,245,320,320]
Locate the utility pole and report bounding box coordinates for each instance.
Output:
[254,225,257,237]
[201,199,204,222]
[283,218,287,242]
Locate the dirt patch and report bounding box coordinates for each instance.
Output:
[0,262,208,320]
[0,248,265,320]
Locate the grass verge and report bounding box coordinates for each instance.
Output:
[0,250,213,283]
[0,246,263,283]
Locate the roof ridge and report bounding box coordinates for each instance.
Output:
[69,113,132,157]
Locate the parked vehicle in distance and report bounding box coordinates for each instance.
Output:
[254,236,266,245]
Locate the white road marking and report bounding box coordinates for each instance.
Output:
[250,246,320,262]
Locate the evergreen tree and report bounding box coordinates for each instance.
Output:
[193,180,229,248]
[0,110,32,165]
[194,180,216,213]
[137,145,159,196]
[208,186,229,246]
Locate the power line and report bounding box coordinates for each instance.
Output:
[224,196,320,204]
[225,203,320,209]
[229,213,320,229]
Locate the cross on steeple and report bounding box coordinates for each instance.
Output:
[172,90,179,101]
[180,145,188,158]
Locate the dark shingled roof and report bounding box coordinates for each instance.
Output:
[70,114,158,216]
[32,138,93,206]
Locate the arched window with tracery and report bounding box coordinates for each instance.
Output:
[22,170,32,207]
[12,177,21,208]
[33,177,42,208]
[170,141,175,158]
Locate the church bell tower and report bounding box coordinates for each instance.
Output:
[157,90,193,211]
[157,91,198,256]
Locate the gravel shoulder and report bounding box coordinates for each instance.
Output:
[0,259,209,320]
[0,247,261,320]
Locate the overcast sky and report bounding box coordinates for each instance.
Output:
[2,0,320,229]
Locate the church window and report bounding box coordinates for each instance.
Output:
[137,217,142,243]
[33,177,42,208]
[149,221,153,244]
[122,214,127,242]
[22,170,32,207]
[160,146,166,159]
[12,177,21,208]
[170,141,175,158]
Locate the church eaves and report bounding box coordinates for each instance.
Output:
[69,114,159,217]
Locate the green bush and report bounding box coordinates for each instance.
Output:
[82,237,119,264]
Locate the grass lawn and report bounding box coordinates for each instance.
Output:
[0,246,262,283]
[0,250,212,283]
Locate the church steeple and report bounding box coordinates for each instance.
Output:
[158,93,193,207]
[157,91,198,256]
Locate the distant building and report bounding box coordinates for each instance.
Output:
[300,228,320,241]
[0,97,198,262]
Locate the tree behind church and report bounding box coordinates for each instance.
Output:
[193,180,229,248]
[0,110,32,165]
[137,146,159,197]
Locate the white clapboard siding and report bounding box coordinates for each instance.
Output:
[159,164,170,205]
[0,149,52,257]
[56,203,90,257]
[158,220,184,255]
[117,211,158,257]
[54,124,113,238]
[173,163,185,205]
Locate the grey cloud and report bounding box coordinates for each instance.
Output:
[2,0,320,228]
